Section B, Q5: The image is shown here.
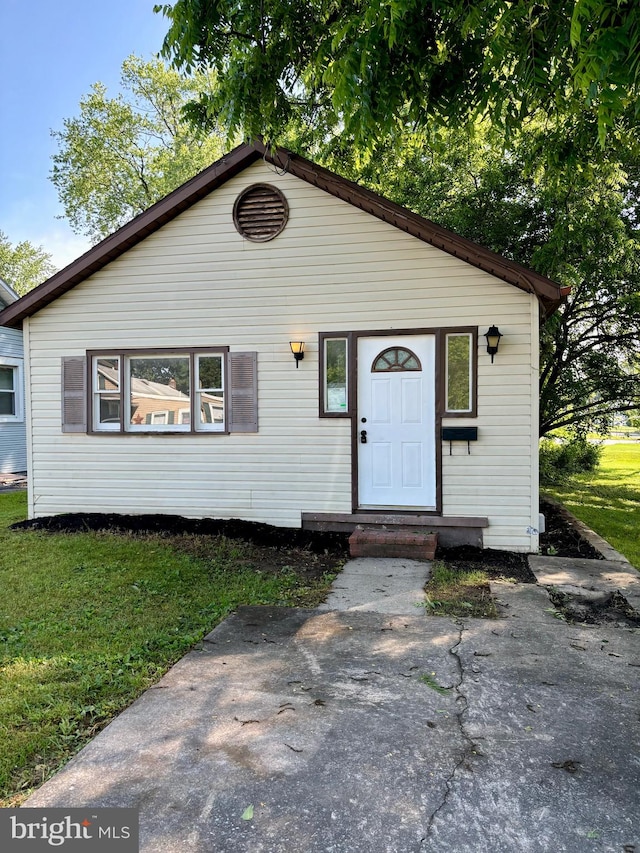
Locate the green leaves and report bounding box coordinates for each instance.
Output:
[50,56,228,243]
[0,231,56,296]
[155,0,640,150]
[321,119,640,435]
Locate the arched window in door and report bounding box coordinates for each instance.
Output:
[371,347,422,372]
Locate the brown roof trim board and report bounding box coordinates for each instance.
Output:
[0,141,568,329]
[253,141,569,316]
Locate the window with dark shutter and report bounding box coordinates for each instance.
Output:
[228,352,258,433]
[84,347,254,434]
[61,356,87,433]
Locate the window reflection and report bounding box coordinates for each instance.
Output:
[197,355,224,427]
[128,357,190,427]
[446,334,472,411]
[95,357,121,427]
[92,351,226,432]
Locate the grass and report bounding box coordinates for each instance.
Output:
[544,442,640,569]
[0,492,339,806]
[423,562,498,618]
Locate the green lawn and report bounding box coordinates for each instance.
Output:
[544,442,640,569]
[0,492,339,805]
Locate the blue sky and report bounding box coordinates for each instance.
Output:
[0,0,169,269]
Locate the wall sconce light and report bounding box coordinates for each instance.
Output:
[290,341,305,368]
[484,326,503,363]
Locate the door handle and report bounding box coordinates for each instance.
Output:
[360,430,367,444]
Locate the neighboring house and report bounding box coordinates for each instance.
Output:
[0,278,27,474]
[0,142,568,552]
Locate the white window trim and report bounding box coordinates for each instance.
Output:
[91,350,226,433]
[195,353,225,432]
[0,357,24,423]
[93,355,121,431]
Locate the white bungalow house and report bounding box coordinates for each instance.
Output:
[0,278,26,474]
[0,142,568,552]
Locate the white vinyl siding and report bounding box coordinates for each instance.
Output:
[25,160,540,551]
[0,325,27,473]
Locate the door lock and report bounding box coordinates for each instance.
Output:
[360,430,367,443]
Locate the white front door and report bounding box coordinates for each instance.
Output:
[357,335,436,509]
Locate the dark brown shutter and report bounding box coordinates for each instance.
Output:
[61,356,87,433]
[228,352,258,433]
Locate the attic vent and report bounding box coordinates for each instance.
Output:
[233,183,289,242]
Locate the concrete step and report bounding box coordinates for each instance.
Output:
[349,527,438,561]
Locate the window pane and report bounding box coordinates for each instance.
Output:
[447,334,472,411]
[196,355,224,429]
[0,366,14,391]
[99,396,120,424]
[372,347,421,372]
[199,393,224,425]
[199,356,222,390]
[0,392,15,415]
[325,338,347,412]
[97,358,119,391]
[129,357,190,428]
[94,357,121,429]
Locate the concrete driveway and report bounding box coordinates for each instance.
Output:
[24,558,640,852]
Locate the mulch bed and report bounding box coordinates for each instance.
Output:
[434,498,602,583]
[538,498,603,560]
[12,512,349,554]
[434,544,537,582]
[11,497,601,585]
[11,513,350,584]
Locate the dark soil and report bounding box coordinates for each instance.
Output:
[435,544,536,582]
[539,498,603,560]
[12,512,349,553]
[11,496,601,585]
[548,588,640,628]
[11,513,350,584]
[433,499,603,584]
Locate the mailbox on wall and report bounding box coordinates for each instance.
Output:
[441,426,478,454]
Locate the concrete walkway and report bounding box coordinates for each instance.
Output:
[23,554,640,852]
[530,554,640,612]
[317,556,431,614]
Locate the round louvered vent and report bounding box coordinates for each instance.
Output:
[233,183,289,242]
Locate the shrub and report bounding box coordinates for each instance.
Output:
[539,436,602,485]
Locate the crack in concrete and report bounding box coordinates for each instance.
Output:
[422,620,481,847]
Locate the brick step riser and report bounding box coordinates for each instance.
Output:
[349,529,438,562]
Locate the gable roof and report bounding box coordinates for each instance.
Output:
[0,140,568,329]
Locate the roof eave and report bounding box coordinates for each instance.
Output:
[0,140,567,327]
[255,142,567,318]
[0,143,262,329]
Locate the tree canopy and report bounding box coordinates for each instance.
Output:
[48,47,639,436]
[0,231,56,296]
[155,0,640,148]
[324,123,640,434]
[51,56,228,243]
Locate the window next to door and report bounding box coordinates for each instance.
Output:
[319,333,353,417]
[444,330,477,416]
[319,328,477,419]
